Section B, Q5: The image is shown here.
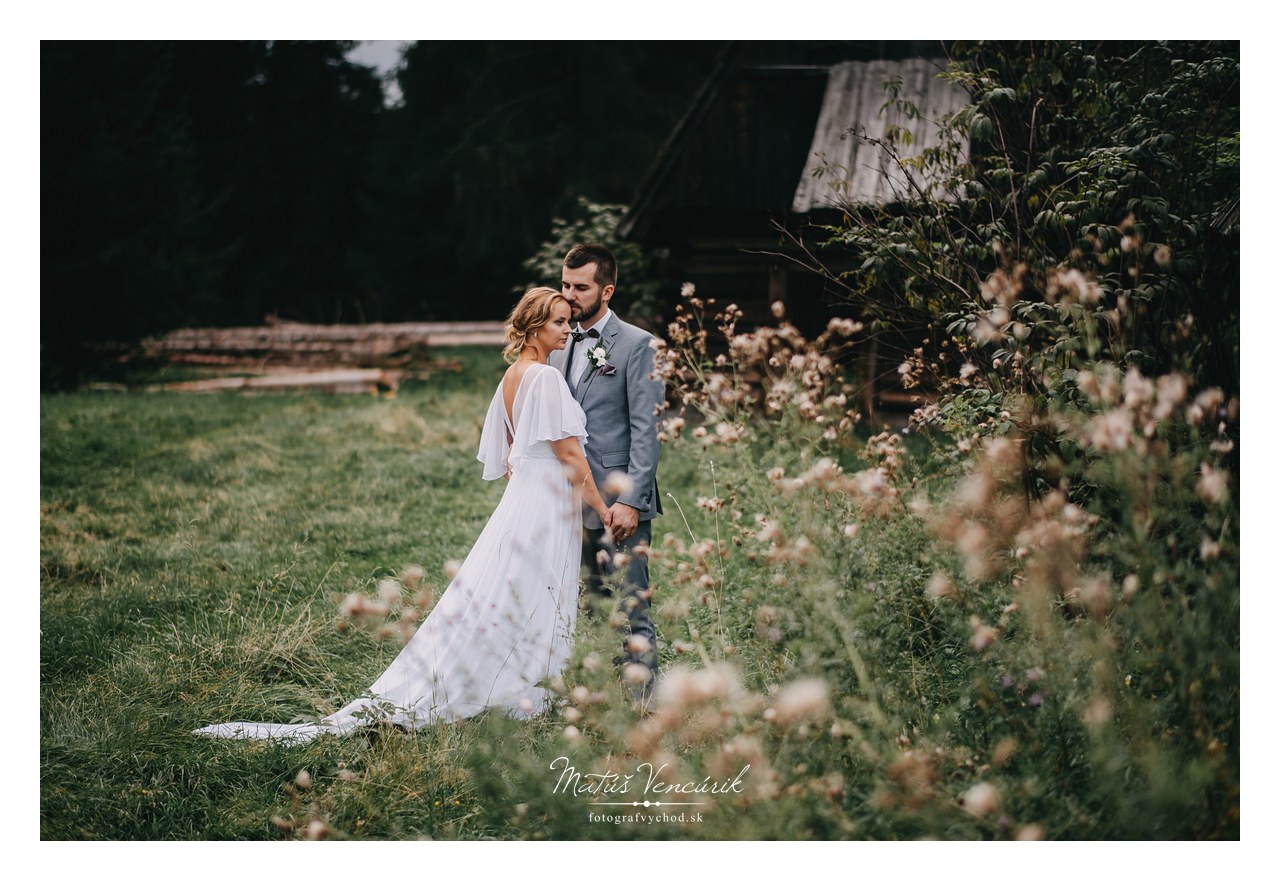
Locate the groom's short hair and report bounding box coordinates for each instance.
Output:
[564,244,618,291]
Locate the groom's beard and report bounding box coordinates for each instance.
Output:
[574,295,603,324]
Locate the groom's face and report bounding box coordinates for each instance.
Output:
[561,262,614,326]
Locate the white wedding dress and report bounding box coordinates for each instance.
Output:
[194,362,586,743]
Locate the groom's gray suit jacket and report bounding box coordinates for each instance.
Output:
[550,314,665,530]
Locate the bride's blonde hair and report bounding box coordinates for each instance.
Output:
[503,286,570,363]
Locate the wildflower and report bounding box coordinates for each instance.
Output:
[956,471,994,511]
[926,572,958,601]
[562,706,582,724]
[1153,373,1187,420]
[959,362,978,383]
[1016,824,1045,841]
[1195,388,1225,414]
[622,663,651,686]
[401,565,425,589]
[1122,574,1140,599]
[1047,267,1099,305]
[961,781,1000,817]
[1086,409,1133,452]
[338,593,366,617]
[680,282,696,299]
[562,725,581,744]
[1076,370,1100,400]
[772,678,830,725]
[657,663,739,710]
[1196,465,1229,505]
[444,559,461,581]
[771,301,786,319]
[968,616,997,652]
[625,634,653,655]
[306,819,329,840]
[1123,368,1153,408]
[1200,538,1221,561]
[377,577,402,607]
[604,472,635,496]
[1083,696,1112,727]
[696,496,724,512]
[826,317,863,335]
[295,770,312,791]
[1073,575,1111,618]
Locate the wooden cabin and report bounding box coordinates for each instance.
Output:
[618,41,968,420]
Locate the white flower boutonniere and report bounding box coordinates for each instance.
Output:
[587,343,616,376]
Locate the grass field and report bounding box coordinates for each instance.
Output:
[40,345,1238,841]
[40,348,711,839]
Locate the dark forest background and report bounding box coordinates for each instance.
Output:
[41,41,722,386]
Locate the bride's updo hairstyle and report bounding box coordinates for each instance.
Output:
[503,286,570,363]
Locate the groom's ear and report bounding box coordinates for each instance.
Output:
[602,283,615,304]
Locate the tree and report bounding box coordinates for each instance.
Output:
[802,41,1239,401]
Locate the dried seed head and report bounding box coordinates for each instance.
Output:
[625,634,653,655]
[961,781,1000,817]
[772,678,830,725]
[604,472,635,496]
[378,577,402,607]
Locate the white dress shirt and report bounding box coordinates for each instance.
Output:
[570,308,614,387]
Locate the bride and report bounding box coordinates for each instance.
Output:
[194,287,612,743]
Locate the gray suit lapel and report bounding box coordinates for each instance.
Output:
[575,320,622,402]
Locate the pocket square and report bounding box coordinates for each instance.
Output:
[598,363,618,376]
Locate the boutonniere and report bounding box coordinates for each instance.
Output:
[587,343,617,376]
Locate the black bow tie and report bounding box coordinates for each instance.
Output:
[571,327,600,343]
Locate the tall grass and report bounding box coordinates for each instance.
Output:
[40,331,1237,840]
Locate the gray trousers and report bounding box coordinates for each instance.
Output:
[582,520,658,692]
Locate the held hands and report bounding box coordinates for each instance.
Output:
[607,502,640,544]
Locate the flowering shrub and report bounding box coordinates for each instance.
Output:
[327,281,1235,840]
[603,282,1235,839]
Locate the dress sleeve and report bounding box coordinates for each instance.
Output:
[476,386,512,481]
[526,365,588,445]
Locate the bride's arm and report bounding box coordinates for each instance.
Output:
[550,436,611,526]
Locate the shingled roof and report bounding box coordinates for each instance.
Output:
[791,57,970,212]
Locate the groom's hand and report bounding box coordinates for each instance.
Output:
[608,503,640,543]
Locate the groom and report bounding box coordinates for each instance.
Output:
[550,243,664,704]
